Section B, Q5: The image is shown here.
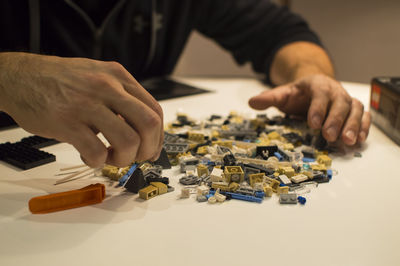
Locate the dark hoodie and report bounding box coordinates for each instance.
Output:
[0,0,321,83]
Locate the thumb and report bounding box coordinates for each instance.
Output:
[248,85,292,110]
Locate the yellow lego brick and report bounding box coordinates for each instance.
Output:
[311,164,327,173]
[278,166,295,178]
[211,130,219,138]
[277,186,289,195]
[196,164,209,177]
[249,173,265,187]
[229,182,240,192]
[211,182,230,191]
[188,131,205,142]
[317,154,332,167]
[283,143,294,151]
[139,185,158,200]
[212,140,233,149]
[224,166,244,183]
[263,184,273,197]
[150,182,168,195]
[196,146,208,155]
[267,131,281,140]
[301,170,313,179]
[273,171,280,177]
[265,177,280,192]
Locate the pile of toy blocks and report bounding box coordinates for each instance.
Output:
[102,111,335,205]
[165,112,333,205]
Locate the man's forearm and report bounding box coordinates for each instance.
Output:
[269,41,335,85]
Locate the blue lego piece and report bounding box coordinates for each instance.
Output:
[224,192,262,203]
[302,163,311,170]
[273,152,283,161]
[255,191,265,198]
[327,169,333,179]
[302,157,315,163]
[279,183,287,187]
[297,196,306,205]
[118,163,138,187]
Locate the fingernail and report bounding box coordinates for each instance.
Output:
[345,130,356,144]
[358,131,366,142]
[326,126,337,140]
[312,115,322,128]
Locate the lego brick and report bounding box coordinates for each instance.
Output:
[153,148,171,169]
[248,173,265,187]
[179,175,200,185]
[20,135,59,149]
[291,174,308,184]
[1,142,56,170]
[163,143,189,155]
[278,174,292,185]
[150,182,168,195]
[224,166,244,183]
[139,185,159,200]
[124,168,146,193]
[210,167,224,182]
[277,186,289,195]
[279,193,298,204]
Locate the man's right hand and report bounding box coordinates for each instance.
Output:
[0,52,164,168]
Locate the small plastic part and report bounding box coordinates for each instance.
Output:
[153,148,172,169]
[118,163,138,186]
[297,196,307,205]
[29,183,105,214]
[124,168,146,193]
[279,193,298,204]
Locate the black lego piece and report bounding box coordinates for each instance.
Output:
[223,154,236,166]
[20,135,59,149]
[153,148,171,169]
[244,163,274,176]
[124,168,146,193]
[0,142,56,170]
[282,132,303,145]
[314,133,328,150]
[256,145,278,159]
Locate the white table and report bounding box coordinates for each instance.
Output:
[0,78,399,266]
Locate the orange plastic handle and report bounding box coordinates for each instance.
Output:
[29,183,105,214]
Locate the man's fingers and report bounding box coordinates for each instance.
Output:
[307,88,330,129]
[322,91,352,142]
[109,92,162,162]
[248,85,292,110]
[88,105,141,167]
[357,111,371,143]
[340,98,364,145]
[65,126,108,168]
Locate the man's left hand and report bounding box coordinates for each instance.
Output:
[248,74,371,146]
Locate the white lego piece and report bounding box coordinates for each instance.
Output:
[214,192,226,203]
[210,168,224,182]
[197,185,210,196]
[291,174,308,183]
[279,174,292,185]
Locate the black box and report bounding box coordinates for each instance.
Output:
[370,77,400,145]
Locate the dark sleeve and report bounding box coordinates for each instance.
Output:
[193,0,322,84]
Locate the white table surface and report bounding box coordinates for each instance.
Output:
[0,78,399,266]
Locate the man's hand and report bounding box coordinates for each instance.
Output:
[0,52,163,167]
[249,74,371,145]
